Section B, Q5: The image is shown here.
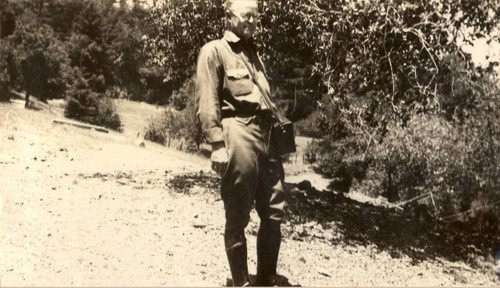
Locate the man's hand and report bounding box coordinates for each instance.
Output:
[211,142,228,177]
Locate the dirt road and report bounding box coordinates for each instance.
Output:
[0,101,498,286]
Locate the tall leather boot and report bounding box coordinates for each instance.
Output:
[255,221,281,286]
[226,242,251,286]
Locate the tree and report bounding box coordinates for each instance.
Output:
[6,22,71,107]
[0,1,17,100]
[143,0,321,114]
[0,43,14,101]
[1,7,16,39]
[142,0,225,94]
[259,1,323,120]
[286,0,499,225]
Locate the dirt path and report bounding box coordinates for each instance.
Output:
[0,101,498,286]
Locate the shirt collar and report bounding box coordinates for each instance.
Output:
[224,30,242,43]
[224,30,255,48]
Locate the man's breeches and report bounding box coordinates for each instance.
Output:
[220,116,285,249]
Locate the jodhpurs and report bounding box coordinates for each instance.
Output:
[220,115,285,250]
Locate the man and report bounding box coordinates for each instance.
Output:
[195,0,285,286]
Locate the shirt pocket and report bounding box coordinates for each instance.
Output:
[226,69,253,96]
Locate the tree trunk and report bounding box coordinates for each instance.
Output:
[0,9,3,38]
[0,9,2,61]
[38,0,44,17]
[25,91,30,108]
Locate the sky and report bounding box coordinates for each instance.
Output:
[459,25,500,77]
[462,37,500,74]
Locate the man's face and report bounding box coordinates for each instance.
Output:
[227,1,259,41]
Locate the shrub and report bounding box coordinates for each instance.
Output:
[457,79,500,222]
[369,115,464,208]
[171,88,188,111]
[144,78,201,152]
[95,96,123,131]
[64,70,123,131]
[308,133,371,193]
[303,140,320,164]
[356,107,499,221]
[65,92,122,132]
[144,112,168,145]
[106,86,128,99]
[144,105,201,152]
[308,76,499,222]
[294,110,323,138]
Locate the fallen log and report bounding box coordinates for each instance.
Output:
[52,119,109,134]
[395,192,432,208]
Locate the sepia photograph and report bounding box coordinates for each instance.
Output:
[0,0,499,286]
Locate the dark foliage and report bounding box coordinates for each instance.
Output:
[64,69,122,131]
[289,0,500,223]
[144,77,201,152]
[1,10,15,38]
[143,0,225,92]
[3,22,72,105]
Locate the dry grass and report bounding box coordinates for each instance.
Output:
[113,99,166,139]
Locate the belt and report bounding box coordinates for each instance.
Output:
[221,109,272,119]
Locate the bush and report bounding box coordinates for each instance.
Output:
[370,115,464,207]
[307,77,499,222]
[303,140,320,164]
[294,110,324,138]
[308,133,371,193]
[354,67,499,221]
[144,106,201,152]
[457,79,500,222]
[144,112,168,145]
[106,86,128,99]
[65,92,122,132]
[355,109,499,221]
[95,96,123,131]
[171,88,188,111]
[64,71,123,131]
[144,78,201,152]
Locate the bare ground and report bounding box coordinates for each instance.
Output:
[0,99,498,286]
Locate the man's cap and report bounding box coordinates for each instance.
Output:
[225,0,259,10]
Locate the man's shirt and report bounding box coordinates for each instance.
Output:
[195,30,272,144]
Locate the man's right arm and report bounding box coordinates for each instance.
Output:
[195,42,228,176]
[195,42,224,144]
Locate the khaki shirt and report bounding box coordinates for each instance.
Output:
[195,30,272,144]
